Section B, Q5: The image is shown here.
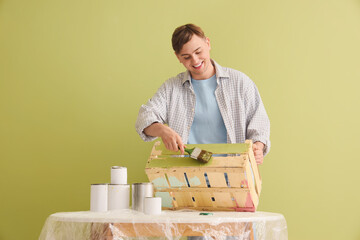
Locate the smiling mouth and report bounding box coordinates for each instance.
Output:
[193,61,203,69]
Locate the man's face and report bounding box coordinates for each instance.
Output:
[175,35,213,80]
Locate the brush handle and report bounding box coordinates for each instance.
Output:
[184,147,194,155]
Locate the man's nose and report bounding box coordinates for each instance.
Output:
[192,55,199,64]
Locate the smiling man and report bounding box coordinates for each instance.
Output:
[135,24,270,164]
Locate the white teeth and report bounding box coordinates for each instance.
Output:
[194,62,202,68]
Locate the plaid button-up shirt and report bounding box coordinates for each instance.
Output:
[135,60,271,155]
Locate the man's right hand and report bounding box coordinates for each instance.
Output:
[144,123,185,154]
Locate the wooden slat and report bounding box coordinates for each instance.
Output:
[155,187,249,193]
[173,192,194,207]
[146,167,245,175]
[227,172,246,188]
[151,141,250,155]
[166,172,187,187]
[213,192,237,208]
[233,191,249,208]
[192,192,213,207]
[145,172,169,188]
[206,172,227,187]
[247,141,262,195]
[245,157,259,208]
[146,155,247,168]
[184,171,207,187]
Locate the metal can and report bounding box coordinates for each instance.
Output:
[132,183,154,212]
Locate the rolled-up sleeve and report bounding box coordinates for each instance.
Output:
[243,77,271,156]
[135,83,168,142]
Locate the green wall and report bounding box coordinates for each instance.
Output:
[1,0,359,239]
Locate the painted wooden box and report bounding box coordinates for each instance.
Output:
[145,140,262,212]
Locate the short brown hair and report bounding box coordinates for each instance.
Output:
[172,24,206,54]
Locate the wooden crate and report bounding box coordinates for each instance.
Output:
[145,140,261,212]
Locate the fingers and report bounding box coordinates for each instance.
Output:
[253,148,263,165]
[255,155,263,165]
[252,142,264,164]
[178,143,185,155]
[161,127,184,153]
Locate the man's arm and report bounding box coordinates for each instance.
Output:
[243,75,271,162]
[144,123,185,154]
[135,82,185,153]
[135,83,168,142]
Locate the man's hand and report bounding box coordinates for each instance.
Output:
[144,123,185,154]
[253,142,265,164]
[159,125,185,154]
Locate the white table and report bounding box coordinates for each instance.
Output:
[39,210,287,240]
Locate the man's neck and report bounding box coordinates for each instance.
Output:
[191,62,216,80]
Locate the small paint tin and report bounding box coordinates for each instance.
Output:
[199,212,213,215]
[111,166,127,184]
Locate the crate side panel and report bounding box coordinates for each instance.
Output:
[206,172,227,187]
[154,192,174,208]
[166,172,187,187]
[213,192,237,208]
[147,173,169,189]
[184,171,207,187]
[192,192,213,207]
[227,171,246,188]
[233,191,253,208]
[173,192,194,207]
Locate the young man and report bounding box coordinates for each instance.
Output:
[135,24,270,164]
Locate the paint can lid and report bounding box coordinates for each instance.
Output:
[111,166,126,169]
[132,182,153,185]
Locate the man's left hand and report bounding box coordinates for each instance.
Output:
[253,142,265,165]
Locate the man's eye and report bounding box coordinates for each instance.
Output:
[196,52,201,54]
[184,57,190,60]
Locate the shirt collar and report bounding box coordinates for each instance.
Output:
[181,59,230,85]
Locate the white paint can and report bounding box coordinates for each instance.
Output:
[111,166,127,184]
[108,184,130,210]
[144,197,162,215]
[90,184,108,212]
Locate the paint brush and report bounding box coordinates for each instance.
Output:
[184,147,213,163]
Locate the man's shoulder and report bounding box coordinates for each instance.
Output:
[220,65,254,86]
[214,61,249,81]
[163,71,187,86]
[223,66,248,80]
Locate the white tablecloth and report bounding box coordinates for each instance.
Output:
[39,209,287,240]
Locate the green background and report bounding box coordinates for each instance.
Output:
[1,0,359,239]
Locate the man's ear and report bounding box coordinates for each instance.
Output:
[206,37,211,50]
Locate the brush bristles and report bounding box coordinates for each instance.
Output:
[190,148,201,159]
[197,150,213,163]
[189,147,213,163]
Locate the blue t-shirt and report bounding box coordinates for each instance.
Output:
[188,74,227,144]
